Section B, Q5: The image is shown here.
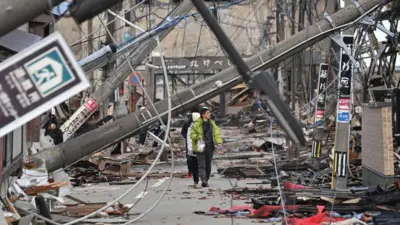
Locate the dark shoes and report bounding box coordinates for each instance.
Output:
[201,181,209,187]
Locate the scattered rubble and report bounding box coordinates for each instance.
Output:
[5,107,400,225]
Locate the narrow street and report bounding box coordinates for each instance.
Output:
[0,0,400,224]
[57,162,266,225]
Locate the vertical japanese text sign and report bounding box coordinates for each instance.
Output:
[0,32,90,137]
[311,63,329,158]
[314,63,329,127]
[336,35,354,124]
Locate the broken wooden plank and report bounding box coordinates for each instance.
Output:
[23,181,69,195]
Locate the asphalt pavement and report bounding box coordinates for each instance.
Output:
[65,163,271,225]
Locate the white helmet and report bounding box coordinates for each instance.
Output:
[192,112,200,121]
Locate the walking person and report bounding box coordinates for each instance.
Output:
[190,106,223,187]
[186,112,201,187]
[181,108,199,178]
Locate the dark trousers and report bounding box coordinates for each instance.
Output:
[189,156,199,184]
[197,147,214,183]
[185,145,199,184]
[185,146,191,173]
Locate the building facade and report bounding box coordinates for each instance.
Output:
[0,12,59,195]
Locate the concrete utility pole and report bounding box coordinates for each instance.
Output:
[128,0,138,111]
[101,6,117,118]
[312,0,338,168]
[33,0,386,172]
[0,0,64,37]
[288,0,299,159]
[332,0,356,189]
[60,0,194,140]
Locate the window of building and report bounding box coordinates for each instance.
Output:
[3,133,13,168]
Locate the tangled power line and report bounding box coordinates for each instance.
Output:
[13,0,392,224]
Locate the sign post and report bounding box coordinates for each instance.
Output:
[332,35,354,189]
[61,97,99,140]
[152,56,233,75]
[124,32,131,41]
[129,72,143,86]
[0,32,90,138]
[311,63,329,161]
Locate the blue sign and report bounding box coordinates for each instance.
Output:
[337,110,350,123]
[124,32,131,41]
[129,72,142,86]
[315,120,323,127]
[26,48,75,97]
[0,32,89,137]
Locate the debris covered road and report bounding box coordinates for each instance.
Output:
[10,117,400,225]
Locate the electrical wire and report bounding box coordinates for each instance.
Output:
[69,0,149,47]
[180,18,188,56]
[114,0,248,49]
[97,5,179,222]
[14,5,176,224]
[49,15,173,225]
[170,8,246,225]
[15,3,388,225]
[269,119,288,224]
[80,1,382,160]
[121,36,174,225]
[75,0,249,76]
[22,3,381,224]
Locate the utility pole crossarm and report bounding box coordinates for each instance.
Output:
[0,0,64,38]
[60,0,194,141]
[32,0,388,173]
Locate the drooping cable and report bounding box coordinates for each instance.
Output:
[27,8,177,224]
[120,35,174,225]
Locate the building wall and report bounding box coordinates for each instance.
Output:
[55,0,275,95]
[362,104,395,176]
[59,0,275,56]
[0,22,50,193]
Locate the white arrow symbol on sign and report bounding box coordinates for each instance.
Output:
[27,56,63,95]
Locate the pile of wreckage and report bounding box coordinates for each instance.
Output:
[197,180,400,224]
[193,110,400,224]
[4,167,134,224]
[3,105,395,225]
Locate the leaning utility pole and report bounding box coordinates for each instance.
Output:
[311,0,338,168]
[33,0,387,173]
[0,0,64,37]
[288,0,299,159]
[101,6,117,118]
[60,0,194,141]
[332,0,356,189]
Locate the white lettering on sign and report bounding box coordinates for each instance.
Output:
[0,32,90,138]
[203,59,211,67]
[340,77,349,88]
[61,106,91,140]
[61,98,99,140]
[84,98,99,113]
[0,84,18,118]
[190,60,199,68]
[167,65,186,69]
[214,60,223,65]
[28,92,41,104]
[320,70,328,78]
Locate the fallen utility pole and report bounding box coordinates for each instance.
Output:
[0,0,64,38]
[60,0,194,141]
[190,0,305,145]
[32,0,386,173]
